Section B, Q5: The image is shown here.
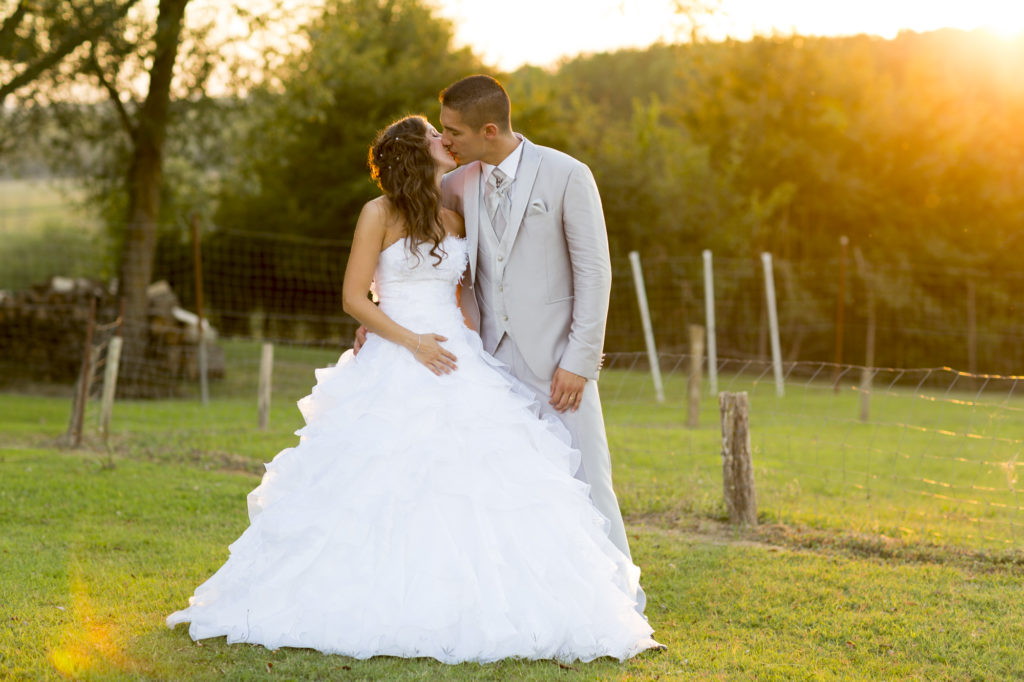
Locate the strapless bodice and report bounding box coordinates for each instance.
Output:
[372,235,468,330]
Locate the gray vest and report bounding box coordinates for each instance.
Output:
[475,196,515,352]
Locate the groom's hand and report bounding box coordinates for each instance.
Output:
[550,368,586,413]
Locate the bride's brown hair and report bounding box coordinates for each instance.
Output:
[368,115,445,265]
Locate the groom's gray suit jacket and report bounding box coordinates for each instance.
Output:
[441,137,612,382]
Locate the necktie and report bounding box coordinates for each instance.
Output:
[485,167,511,240]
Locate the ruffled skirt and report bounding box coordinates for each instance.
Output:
[167,319,658,663]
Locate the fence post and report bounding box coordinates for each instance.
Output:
[258,342,274,430]
[64,297,97,448]
[833,235,848,391]
[628,251,664,403]
[702,249,718,395]
[719,391,757,526]
[191,213,209,405]
[761,252,785,397]
[688,324,705,427]
[98,335,123,441]
[853,247,875,422]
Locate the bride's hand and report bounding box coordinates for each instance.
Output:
[353,325,368,354]
[412,334,458,375]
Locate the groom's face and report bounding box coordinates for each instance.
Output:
[440,105,487,165]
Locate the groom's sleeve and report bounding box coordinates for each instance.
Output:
[440,172,461,214]
[558,162,612,380]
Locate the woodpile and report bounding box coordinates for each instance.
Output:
[0,277,224,391]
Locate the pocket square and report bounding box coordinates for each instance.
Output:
[527,199,548,215]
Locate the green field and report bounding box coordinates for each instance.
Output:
[0,178,109,290]
[0,179,96,233]
[7,342,1022,551]
[2,341,1023,679]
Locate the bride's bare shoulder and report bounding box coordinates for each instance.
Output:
[440,207,465,238]
[355,197,405,251]
[363,195,394,217]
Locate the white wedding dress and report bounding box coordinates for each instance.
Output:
[167,235,659,663]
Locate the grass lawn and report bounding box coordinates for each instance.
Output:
[2,448,1021,680]
[598,355,1024,551]
[2,340,1023,679]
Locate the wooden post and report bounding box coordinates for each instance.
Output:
[99,336,123,441]
[65,297,97,448]
[719,391,757,526]
[853,248,875,422]
[757,262,768,361]
[191,213,209,405]
[833,235,848,391]
[761,253,785,397]
[628,251,665,403]
[688,324,705,427]
[702,250,718,395]
[258,342,274,430]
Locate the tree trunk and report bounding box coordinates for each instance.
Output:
[117,0,189,396]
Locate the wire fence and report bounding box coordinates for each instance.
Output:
[608,253,1024,374]
[2,214,1024,552]
[2,206,1022,373]
[600,353,1024,551]
[40,341,1024,552]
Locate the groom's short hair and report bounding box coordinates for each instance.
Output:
[440,75,511,132]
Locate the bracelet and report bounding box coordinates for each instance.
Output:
[414,334,421,353]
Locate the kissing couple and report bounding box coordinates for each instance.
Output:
[167,75,663,663]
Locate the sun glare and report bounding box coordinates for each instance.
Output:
[436,0,1024,70]
[898,1,1024,39]
[708,0,1024,41]
[971,8,1024,39]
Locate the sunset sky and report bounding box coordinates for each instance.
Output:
[434,0,1024,70]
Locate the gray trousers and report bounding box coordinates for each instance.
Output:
[493,336,633,560]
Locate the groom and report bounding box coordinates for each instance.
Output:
[437,75,636,566]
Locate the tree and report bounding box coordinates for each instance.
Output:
[197,0,481,339]
[1,1,142,100]
[118,0,190,393]
[3,1,306,392]
[215,0,481,240]
[2,0,192,393]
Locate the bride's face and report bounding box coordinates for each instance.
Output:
[427,124,457,173]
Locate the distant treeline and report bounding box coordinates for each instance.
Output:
[10,0,1024,371]
[197,22,1024,371]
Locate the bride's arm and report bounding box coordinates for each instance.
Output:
[342,201,458,375]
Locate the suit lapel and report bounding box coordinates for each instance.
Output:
[504,138,540,250]
[461,162,482,283]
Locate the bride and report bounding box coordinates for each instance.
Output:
[166,114,660,663]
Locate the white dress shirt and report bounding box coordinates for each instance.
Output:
[479,135,524,200]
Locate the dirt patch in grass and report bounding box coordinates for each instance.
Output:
[628,510,1024,574]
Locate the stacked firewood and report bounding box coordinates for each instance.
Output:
[145,280,226,384]
[0,277,224,389]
